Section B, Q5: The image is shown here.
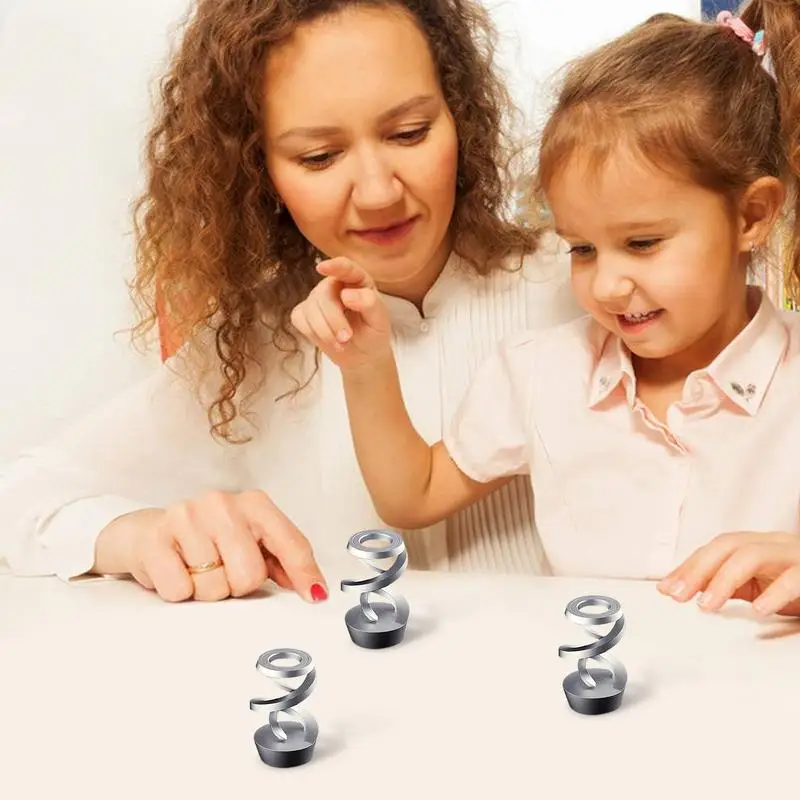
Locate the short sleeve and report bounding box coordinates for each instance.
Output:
[443,334,535,483]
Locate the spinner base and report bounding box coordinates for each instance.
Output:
[563,668,625,715]
[254,721,316,768]
[345,602,407,649]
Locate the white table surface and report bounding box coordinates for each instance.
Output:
[2,569,799,799]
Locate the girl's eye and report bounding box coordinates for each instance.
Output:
[392,125,431,143]
[567,245,595,258]
[629,238,660,251]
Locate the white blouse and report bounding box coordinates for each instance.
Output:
[0,240,581,581]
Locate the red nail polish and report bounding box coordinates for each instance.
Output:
[310,583,328,602]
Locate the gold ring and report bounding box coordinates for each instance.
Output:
[187,559,223,575]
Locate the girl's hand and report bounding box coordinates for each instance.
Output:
[657,532,800,617]
[291,257,392,374]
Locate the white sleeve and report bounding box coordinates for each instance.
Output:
[443,335,535,483]
[0,360,246,581]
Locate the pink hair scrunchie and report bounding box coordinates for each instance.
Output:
[716,10,772,75]
[716,10,756,45]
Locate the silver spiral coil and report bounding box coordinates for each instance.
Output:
[340,529,409,625]
[558,595,627,691]
[249,649,318,745]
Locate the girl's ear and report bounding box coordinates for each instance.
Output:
[737,176,785,252]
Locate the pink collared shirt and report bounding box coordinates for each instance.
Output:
[444,288,800,578]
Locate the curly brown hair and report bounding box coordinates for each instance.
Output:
[129,0,540,443]
[531,1,800,301]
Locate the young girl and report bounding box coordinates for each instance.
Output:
[292,2,800,617]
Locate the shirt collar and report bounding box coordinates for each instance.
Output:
[378,250,463,328]
[705,286,787,414]
[587,286,788,414]
[378,235,565,329]
[588,326,637,408]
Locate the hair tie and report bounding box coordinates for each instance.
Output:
[716,11,774,79]
[716,10,755,44]
[752,29,766,57]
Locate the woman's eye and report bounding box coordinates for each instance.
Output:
[297,125,431,169]
[392,125,431,143]
[299,152,337,170]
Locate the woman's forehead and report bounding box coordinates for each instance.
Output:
[262,6,440,130]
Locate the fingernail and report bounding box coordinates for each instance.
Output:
[337,329,350,343]
[697,591,713,608]
[752,601,769,617]
[310,583,328,603]
[669,580,685,598]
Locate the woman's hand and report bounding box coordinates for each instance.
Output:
[93,490,328,603]
[657,532,800,617]
[291,257,393,374]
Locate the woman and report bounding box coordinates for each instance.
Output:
[0,0,579,603]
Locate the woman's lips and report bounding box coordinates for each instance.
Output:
[352,216,419,245]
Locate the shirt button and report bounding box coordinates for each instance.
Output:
[420,321,430,333]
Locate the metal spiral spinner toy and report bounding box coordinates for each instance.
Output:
[340,529,409,649]
[558,596,627,715]
[249,648,318,767]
